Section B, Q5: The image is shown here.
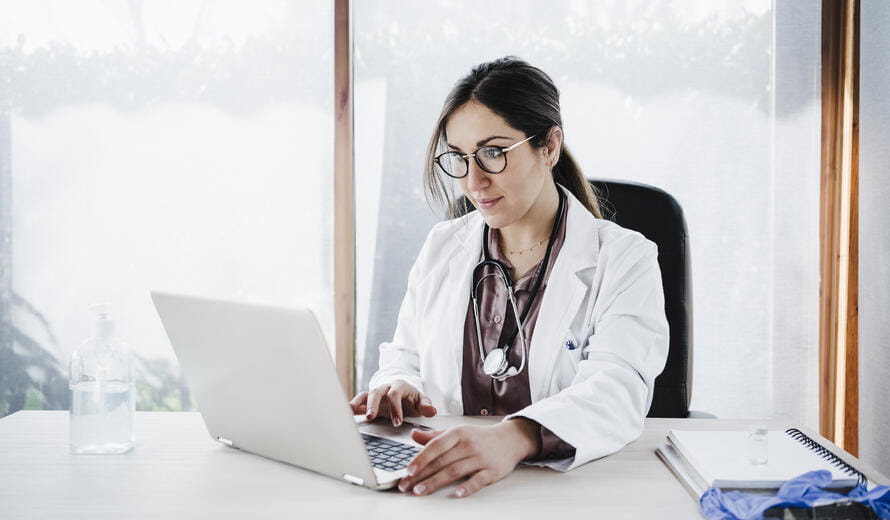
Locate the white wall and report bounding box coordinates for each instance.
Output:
[858,0,890,478]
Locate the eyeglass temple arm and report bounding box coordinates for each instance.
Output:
[501,134,536,152]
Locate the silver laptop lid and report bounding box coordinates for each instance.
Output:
[150,291,378,487]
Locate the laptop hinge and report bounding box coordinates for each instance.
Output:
[343,474,364,486]
[217,437,236,448]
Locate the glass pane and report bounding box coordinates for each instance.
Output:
[0,0,333,415]
[354,0,821,425]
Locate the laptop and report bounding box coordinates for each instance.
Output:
[150,290,426,490]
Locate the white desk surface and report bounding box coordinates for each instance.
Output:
[1,411,887,519]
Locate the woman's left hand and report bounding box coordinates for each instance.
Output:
[398,418,541,498]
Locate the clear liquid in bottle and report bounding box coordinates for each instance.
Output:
[69,380,134,454]
[69,303,134,454]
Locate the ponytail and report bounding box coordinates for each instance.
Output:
[553,144,602,218]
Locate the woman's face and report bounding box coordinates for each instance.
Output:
[444,101,553,230]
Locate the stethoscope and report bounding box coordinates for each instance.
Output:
[471,192,566,381]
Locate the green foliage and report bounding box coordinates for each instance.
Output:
[134,356,195,412]
[23,388,45,410]
[1,293,194,417]
[0,293,70,417]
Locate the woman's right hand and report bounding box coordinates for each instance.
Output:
[349,381,438,427]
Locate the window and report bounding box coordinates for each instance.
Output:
[0,0,333,414]
[1,1,825,427]
[354,0,822,424]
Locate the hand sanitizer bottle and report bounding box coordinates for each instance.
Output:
[69,304,135,454]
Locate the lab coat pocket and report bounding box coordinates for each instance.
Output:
[554,331,585,387]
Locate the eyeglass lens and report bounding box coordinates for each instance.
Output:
[437,147,506,178]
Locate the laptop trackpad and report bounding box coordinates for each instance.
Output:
[357,419,430,446]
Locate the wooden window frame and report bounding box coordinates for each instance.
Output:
[820,0,859,455]
[333,0,355,396]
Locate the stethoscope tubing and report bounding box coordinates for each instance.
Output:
[470,190,566,380]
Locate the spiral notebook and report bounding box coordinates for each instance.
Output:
[657,428,865,494]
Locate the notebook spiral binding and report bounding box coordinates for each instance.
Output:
[785,428,867,487]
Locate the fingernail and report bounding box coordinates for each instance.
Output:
[455,488,466,498]
[366,409,373,417]
[414,484,426,495]
[406,464,416,476]
[393,417,401,427]
[398,480,410,492]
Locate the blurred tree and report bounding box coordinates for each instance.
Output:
[0,292,70,417]
[134,356,194,412]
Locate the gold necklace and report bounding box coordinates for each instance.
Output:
[507,237,547,256]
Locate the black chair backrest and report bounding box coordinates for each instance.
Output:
[589,179,692,418]
[452,180,692,418]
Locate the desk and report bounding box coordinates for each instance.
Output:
[1,411,887,519]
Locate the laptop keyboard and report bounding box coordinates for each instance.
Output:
[361,433,421,472]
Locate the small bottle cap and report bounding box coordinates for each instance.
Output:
[747,425,769,465]
[88,303,110,317]
[748,425,768,436]
[89,303,115,340]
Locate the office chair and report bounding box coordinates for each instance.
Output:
[453,179,695,418]
[588,179,693,418]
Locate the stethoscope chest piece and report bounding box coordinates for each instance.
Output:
[482,348,508,377]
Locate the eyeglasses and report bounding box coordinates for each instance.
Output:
[434,135,536,179]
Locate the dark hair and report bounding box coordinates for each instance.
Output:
[424,56,602,219]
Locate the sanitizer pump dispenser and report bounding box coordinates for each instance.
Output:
[69,304,135,454]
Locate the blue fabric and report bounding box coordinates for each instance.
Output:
[699,470,890,520]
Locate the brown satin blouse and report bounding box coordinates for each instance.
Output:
[460,193,576,460]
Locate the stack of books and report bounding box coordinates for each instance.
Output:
[656,428,865,499]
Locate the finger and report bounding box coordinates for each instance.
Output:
[453,469,494,498]
[410,428,441,446]
[417,395,437,417]
[412,458,482,496]
[349,391,368,406]
[403,394,435,418]
[397,428,447,493]
[405,429,459,477]
[386,387,405,427]
[398,396,421,418]
[402,442,470,487]
[348,392,368,415]
[387,382,418,417]
[365,385,390,420]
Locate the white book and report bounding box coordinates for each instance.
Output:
[656,440,708,499]
[665,429,863,491]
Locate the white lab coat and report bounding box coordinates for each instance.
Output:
[368,186,669,471]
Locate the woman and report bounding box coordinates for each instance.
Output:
[349,57,669,498]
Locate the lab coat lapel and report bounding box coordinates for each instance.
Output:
[527,189,600,402]
[442,216,484,410]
